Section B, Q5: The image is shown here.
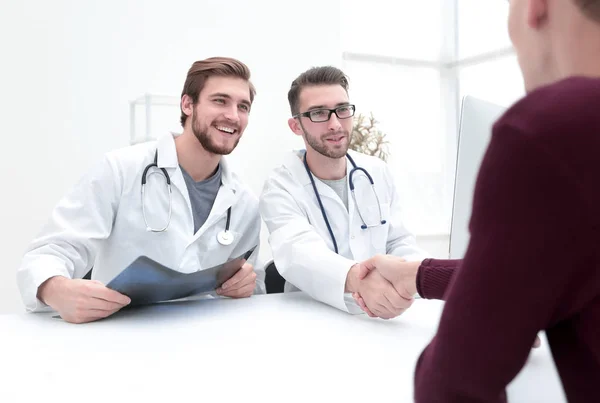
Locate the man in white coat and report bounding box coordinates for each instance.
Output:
[17,57,263,323]
[259,66,428,319]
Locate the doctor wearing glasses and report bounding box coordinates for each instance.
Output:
[17,57,263,323]
[259,66,428,319]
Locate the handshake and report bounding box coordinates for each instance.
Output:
[345,255,421,319]
[348,255,543,350]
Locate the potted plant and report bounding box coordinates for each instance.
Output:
[349,112,390,162]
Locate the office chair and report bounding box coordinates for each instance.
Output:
[264,261,286,294]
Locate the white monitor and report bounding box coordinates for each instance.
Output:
[449,96,507,259]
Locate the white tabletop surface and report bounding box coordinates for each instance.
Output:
[1,292,566,403]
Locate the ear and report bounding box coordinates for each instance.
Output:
[181,94,194,120]
[288,117,303,137]
[527,0,549,28]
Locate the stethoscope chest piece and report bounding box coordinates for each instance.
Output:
[217,230,234,245]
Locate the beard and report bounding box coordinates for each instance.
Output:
[304,128,351,159]
[191,109,240,155]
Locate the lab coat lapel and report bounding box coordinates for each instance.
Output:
[188,157,238,246]
[346,151,380,231]
[346,156,358,228]
[283,150,345,207]
[155,133,193,224]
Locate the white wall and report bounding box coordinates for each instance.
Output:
[416,234,449,260]
[0,0,342,313]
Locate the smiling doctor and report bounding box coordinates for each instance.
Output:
[16,57,263,323]
[259,66,428,319]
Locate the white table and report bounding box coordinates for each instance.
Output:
[1,292,566,403]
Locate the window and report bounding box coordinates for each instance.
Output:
[341,0,444,62]
[459,55,525,107]
[342,59,447,235]
[457,0,512,59]
[343,61,443,171]
[340,0,522,237]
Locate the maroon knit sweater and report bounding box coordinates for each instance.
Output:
[413,77,600,402]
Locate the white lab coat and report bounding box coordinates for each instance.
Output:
[259,150,428,313]
[17,133,263,312]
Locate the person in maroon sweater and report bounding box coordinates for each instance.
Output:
[352,0,600,401]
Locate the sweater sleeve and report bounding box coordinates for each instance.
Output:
[416,258,461,300]
[413,125,593,402]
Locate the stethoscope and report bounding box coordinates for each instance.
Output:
[141,150,234,246]
[303,152,386,254]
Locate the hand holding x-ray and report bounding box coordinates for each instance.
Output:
[38,276,131,324]
[215,261,257,298]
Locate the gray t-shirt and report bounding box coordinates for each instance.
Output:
[320,176,349,211]
[180,164,222,234]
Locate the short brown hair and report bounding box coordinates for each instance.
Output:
[180,57,256,127]
[575,0,600,21]
[287,66,349,116]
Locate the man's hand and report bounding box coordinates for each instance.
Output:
[349,255,419,318]
[356,254,420,299]
[37,276,131,324]
[216,262,256,298]
[352,256,545,350]
[347,263,414,319]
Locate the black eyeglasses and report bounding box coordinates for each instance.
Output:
[294,104,356,123]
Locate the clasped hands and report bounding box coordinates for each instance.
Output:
[346,254,543,349]
[346,254,420,319]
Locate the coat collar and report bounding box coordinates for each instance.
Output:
[155,132,237,190]
[282,149,358,186]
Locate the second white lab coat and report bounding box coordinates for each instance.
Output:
[259,150,428,313]
[17,133,263,312]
